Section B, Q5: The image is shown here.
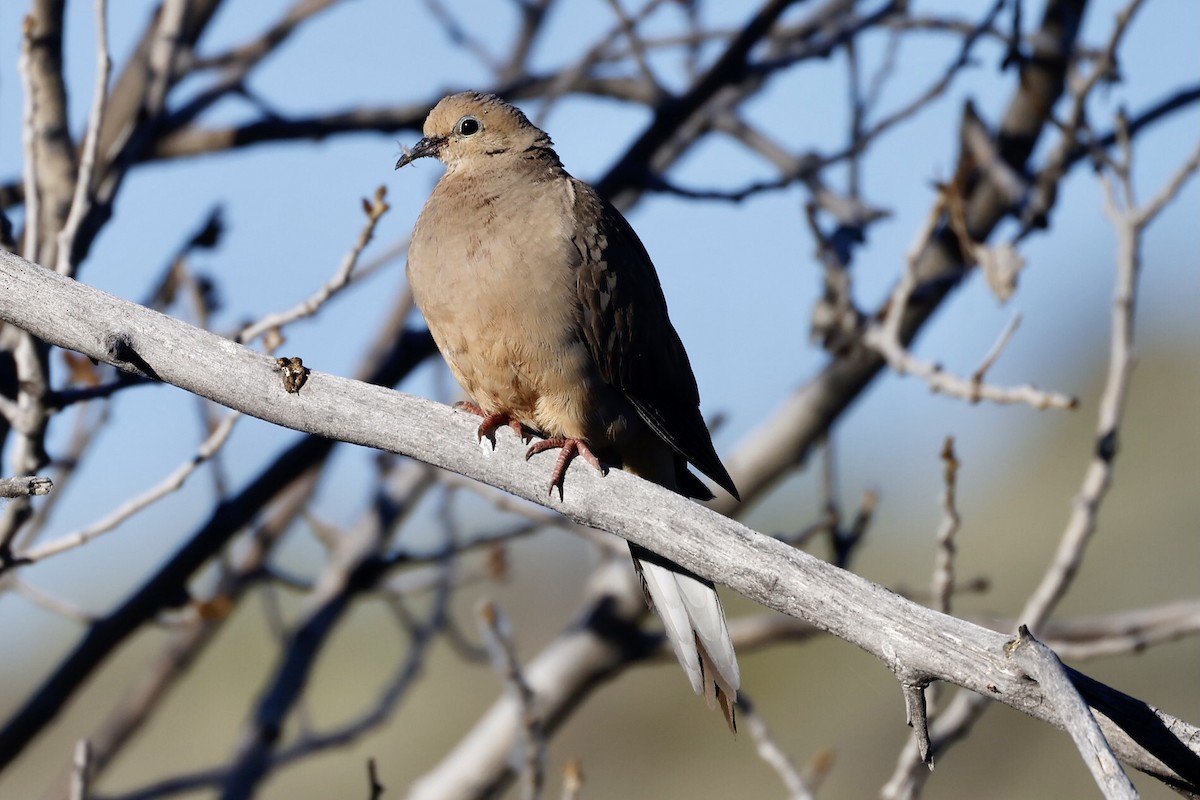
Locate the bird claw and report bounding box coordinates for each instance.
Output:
[453,401,529,447]
[525,437,604,499]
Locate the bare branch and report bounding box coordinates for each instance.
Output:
[858,0,1007,159]
[740,694,813,800]
[603,0,662,95]
[863,193,1076,410]
[55,0,111,277]
[559,757,583,800]
[19,15,43,261]
[422,0,502,73]
[0,475,52,498]
[596,0,806,208]
[216,457,435,798]
[901,682,933,768]
[365,758,384,800]
[498,0,552,84]
[191,0,344,73]
[0,288,437,773]
[881,691,988,800]
[1017,129,1198,631]
[1132,138,1200,228]
[16,412,240,566]
[37,473,322,800]
[931,437,960,616]
[477,599,546,800]
[1037,600,1200,660]
[971,312,1023,380]
[1005,627,1137,798]
[238,187,392,347]
[69,739,91,800]
[144,0,189,128]
[5,249,1165,788]
[532,0,673,120]
[7,575,95,624]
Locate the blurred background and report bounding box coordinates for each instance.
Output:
[0,0,1197,797]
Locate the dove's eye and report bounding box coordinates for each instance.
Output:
[456,116,482,137]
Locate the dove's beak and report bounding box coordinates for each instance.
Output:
[395,136,446,169]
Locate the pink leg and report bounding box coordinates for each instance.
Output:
[525,437,604,498]
[454,401,529,444]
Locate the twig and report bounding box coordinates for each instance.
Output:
[900,681,932,768]
[1133,139,1200,225]
[818,435,842,551]
[865,301,1076,407]
[596,0,805,208]
[144,0,189,120]
[911,435,965,762]
[365,757,384,800]
[603,0,662,94]
[8,576,96,623]
[1005,627,1137,798]
[864,197,1076,410]
[993,600,1200,661]
[498,0,552,84]
[972,313,1022,380]
[70,739,92,800]
[47,373,150,410]
[56,0,112,277]
[154,0,345,151]
[19,15,41,260]
[816,436,873,568]
[434,457,632,557]
[0,332,52,552]
[422,0,502,72]
[1023,0,1148,234]
[215,456,435,798]
[533,0,672,121]
[238,187,391,347]
[0,476,52,498]
[477,599,545,800]
[861,21,901,116]
[778,493,867,551]
[1018,136,1200,631]
[881,9,1197,782]
[740,694,813,800]
[641,0,987,210]
[40,474,321,799]
[15,412,240,567]
[559,757,583,800]
[863,0,1006,149]
[111,553,449,800]
[191,0,344,72]
[263,539,449,758]
[931,437,960,615]
[880,690,988,800]
[14,391,113,553]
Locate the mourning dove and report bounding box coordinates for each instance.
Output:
[396,92,741,729]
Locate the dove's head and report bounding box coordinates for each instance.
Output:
[395,92,555,171]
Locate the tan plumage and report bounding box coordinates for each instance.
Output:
[397,92,740,729]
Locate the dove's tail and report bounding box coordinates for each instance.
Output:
[630,543,739,731]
